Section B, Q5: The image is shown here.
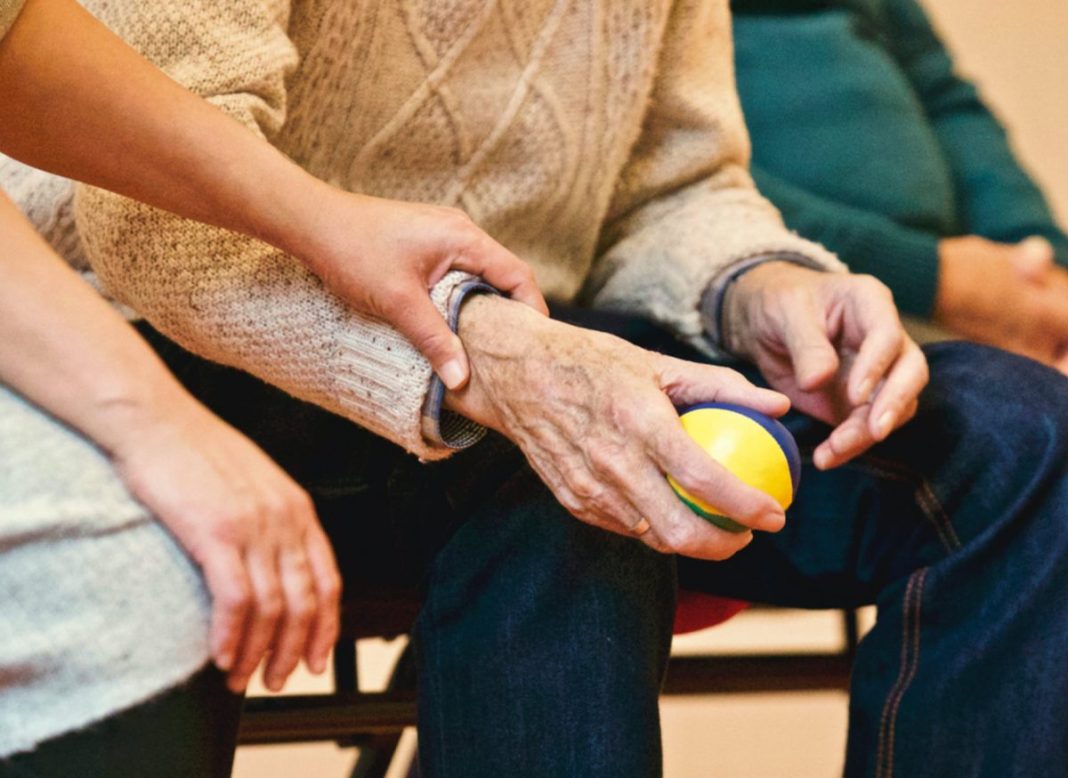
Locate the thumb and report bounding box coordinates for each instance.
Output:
[1012,236,1055,282]
[391,293,470,390]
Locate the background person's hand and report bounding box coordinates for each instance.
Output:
[296,192,548,391]
[936,235,1068,370]
[444,296,791,561]
[105,395,342,694]
[722,262,929,471]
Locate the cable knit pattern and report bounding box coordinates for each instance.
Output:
[0,0,843,464]
[0,388,211,758]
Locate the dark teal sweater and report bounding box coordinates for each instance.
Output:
[731,0,1068,316]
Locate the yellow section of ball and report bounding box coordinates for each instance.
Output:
[668,407,794,515]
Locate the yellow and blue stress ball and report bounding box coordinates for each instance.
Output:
[669,402,801,533]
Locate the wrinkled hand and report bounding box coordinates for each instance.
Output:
[937,235,1068,371]
[723,262,929,470]
[107,395,341,694]
[299,192,548,390]
[445,296,791,560]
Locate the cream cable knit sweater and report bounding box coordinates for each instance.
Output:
[3,0,843,462]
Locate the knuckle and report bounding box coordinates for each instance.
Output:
[659,522,697,552]
[208,512,247,544]
[856,274,893,300]
[567,471,602,502]
[220,584,252,613]
[322,573,343,603]
[288,488,316,519]
[258,593,284,621]
[289,597,316,623]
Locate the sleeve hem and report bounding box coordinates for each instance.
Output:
[419,279,498,452]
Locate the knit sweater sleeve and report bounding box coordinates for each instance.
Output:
[583,0,846,353]
[0,0,25,40]
[884,0,1068,265]
[72,0,479,461]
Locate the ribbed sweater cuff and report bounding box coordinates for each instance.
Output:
[331,270,488,462]
[844,226,941,319]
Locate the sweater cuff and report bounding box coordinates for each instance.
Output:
[331,270,490,462]
[844,227,942,318]
[420,279,498,449]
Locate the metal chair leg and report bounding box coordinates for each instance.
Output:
[349,643,417,778]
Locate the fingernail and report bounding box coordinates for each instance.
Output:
[877,411,895,438]
[310,657,326,675]
[216,652,234,672]
[439,359,465,390]
[856,378,874,403]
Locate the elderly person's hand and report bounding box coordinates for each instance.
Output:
[100,392,341,694]
[722,262,929,470]
[444,296,791,560]
[936,235,1068,371]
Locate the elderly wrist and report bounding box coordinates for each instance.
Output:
[445,294,553,426]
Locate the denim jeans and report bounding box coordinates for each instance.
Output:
[136,314,1068,778]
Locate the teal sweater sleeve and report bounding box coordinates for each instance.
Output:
[884,0,1068,265]
[751,163,941,316]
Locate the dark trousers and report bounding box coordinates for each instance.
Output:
[9,312,1068,778]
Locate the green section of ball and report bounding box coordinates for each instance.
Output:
[676,493,749,534]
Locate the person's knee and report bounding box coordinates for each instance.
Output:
[921,341,1068,453]
[419,467,676,670]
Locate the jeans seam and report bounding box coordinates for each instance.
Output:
[876,567,928,778]
[838,455,962,554]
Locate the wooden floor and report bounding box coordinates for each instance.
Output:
[234,608,871,778]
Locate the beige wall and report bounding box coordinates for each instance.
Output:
[925,0,1068,224]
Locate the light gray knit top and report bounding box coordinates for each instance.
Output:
[0,0,845,757]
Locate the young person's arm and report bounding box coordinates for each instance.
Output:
[0,0,544,393]
[0,190,341,693]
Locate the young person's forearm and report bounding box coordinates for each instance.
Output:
[0,192,196,453]
[0,0,329,261]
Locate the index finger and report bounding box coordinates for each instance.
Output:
[656,356,791,418]
[868,339,929,441]
[453,233,548,315]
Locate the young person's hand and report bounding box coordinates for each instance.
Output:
[103,393,342,694]
[723,262,929,470]
[937,235,1068,370]
[273,191,548,392]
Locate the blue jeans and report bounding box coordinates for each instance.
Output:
[140,315,1068,778]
